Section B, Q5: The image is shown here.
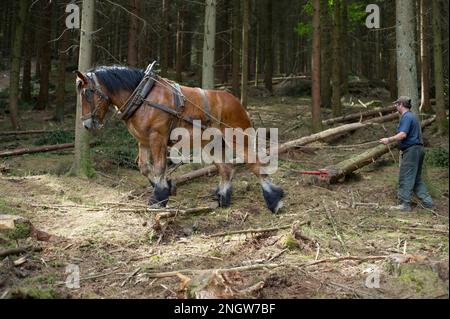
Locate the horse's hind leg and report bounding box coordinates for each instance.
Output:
[214,163,234,207]
[246,161,284,214]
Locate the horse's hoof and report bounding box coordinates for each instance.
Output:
[261,181,284,214]
[148,195,168,208]
[215,185,232,208]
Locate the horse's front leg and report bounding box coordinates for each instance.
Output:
[148,133,171,207]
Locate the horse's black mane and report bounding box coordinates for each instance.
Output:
[89,65,144,94]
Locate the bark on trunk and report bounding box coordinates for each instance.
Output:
[240,0,249,107]
[70,0,95,178]
[8,0,30,129]
[396,0,419,114]
[419,0,431,113]
[127,0,139,67]
[432,0,447,134]
[311,0,322,133]
[202,0,217,89]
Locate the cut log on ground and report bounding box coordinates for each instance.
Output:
[0,143,74,158]
[173,113,400,185]
[154,203,219,220]
[322,105,396,125]
[0,129,73,137]
[323,116,436,183]
[0,246,43,258]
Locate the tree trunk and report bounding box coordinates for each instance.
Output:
[127,0,139,67]
[311,0,322,133]
[432,0,447,134]
[320,0,331,109]
[36,1,53,110]
[240,0,249,107]
[70,0,96,178]
[8,0,30,129]
[21,18,32,102]
[263,0,273,93]
[55,19,69,123]
[419,0,431,113]
[160,0,169,77]
[175,4,185,83]
[388,12,398,100]
[331,0,341,116]
[396,0,419,115]
[231,0,241,96]
[202,0,216,89]
[340,0,348,94]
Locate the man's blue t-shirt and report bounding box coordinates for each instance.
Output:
[397,111,422,150]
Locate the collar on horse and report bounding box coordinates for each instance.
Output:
[117,61,211,130]
[80,72,111,121]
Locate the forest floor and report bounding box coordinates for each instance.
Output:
[0,94,448,299]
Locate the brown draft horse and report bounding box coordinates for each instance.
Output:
[75,65,284,213]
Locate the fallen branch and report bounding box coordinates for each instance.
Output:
[0,129,73,137]
[145,263,280,278]
[208,221,310,238]
[302,255,388,267]
[322,105,396,125]
[155,204,218,220]
[0,143,74,158]
[0,246,43,258]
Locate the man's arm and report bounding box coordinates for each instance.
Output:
[379,132,407,145]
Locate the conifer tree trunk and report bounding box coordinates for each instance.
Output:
[263,0,273,93]
[231,0,241,96]
[240,0,249,107]
[432,0,447,133]
[70,0,96,178]
[396,0,419,114]
[36,1,53,110]
[320,0,331,108]
[331,0,342,116]
[419,0,431,113]
[311,0,322,133]
[202,0,216,89]
[127,0,139,67]
[8,0,30,129]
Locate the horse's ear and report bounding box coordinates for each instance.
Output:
[74,70,88,86]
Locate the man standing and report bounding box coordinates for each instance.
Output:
[379,96,433,212]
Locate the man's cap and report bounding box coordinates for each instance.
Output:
[393,96,412,108]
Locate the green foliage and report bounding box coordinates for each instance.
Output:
[34,130,75,146]
[426,147,449,167]
[295,22,312,36]
[95,118,138,169]
[347,2,367,29]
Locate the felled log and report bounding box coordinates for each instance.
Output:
[324,115,436,183]
[0,129,73,136]
[322,105,396,125]
[0,143,74,158]
[173,112,399,185]
[0,246,43,258]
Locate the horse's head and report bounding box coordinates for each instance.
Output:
[75,71,111,130]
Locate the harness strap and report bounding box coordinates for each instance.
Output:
[143,100,206,130]
[198,88,211,126]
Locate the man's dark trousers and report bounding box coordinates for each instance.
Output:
[398,145,433,207]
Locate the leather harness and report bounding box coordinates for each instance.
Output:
[116,62,212,130]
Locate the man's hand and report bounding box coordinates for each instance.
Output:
[379,137,391,145]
